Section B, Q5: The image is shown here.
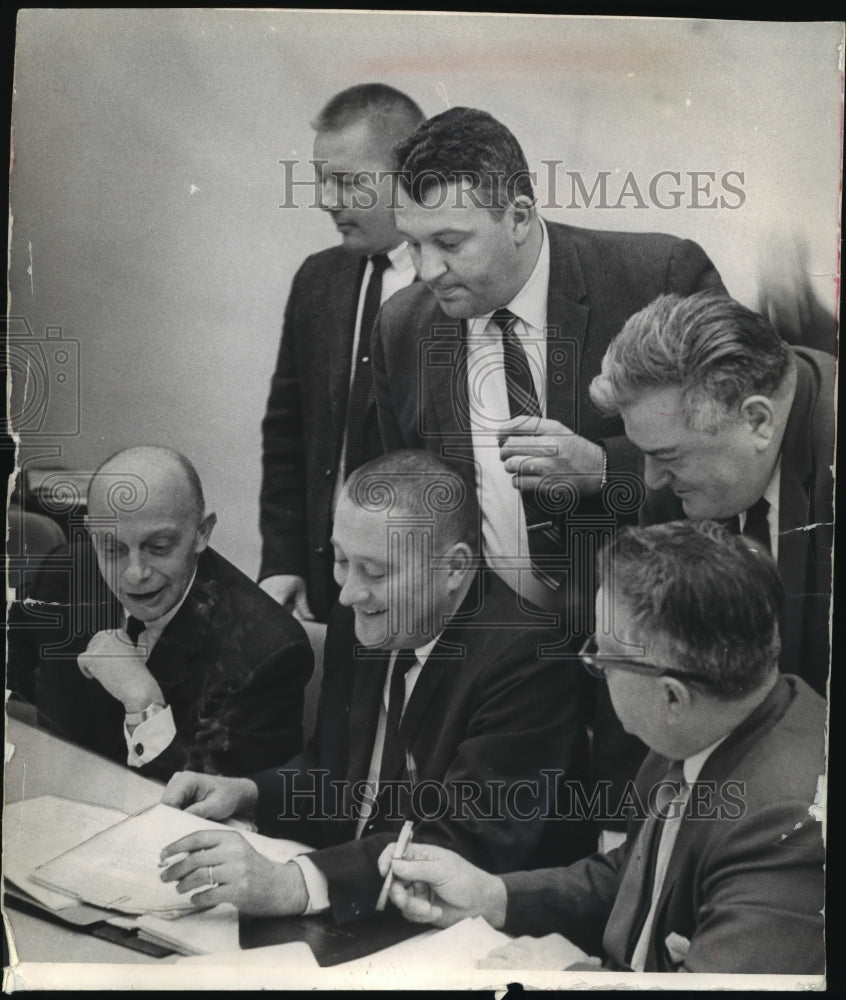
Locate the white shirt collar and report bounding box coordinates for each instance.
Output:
[762,459,781,516]
[683,733,727,785]
[383,241,413,274]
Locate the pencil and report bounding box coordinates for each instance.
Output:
[375,819,414,912]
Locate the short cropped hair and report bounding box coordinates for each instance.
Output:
[395,107,535,213]
[598,520,783,698]
[343,450,480,556]
[312,84,424,162]
[589,292,795,432]
[91,445,206,518]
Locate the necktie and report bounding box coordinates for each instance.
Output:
[379,649,418,782]
[125,615,146,647]
[602,759,687,969]
[344,254,391,478]
[742,495,771,553]
[724,496,771,554]
[491,308,564,589]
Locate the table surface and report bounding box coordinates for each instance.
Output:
[4,713,168,965]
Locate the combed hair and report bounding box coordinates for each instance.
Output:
[597,520,783,699]
[394,107,535,213]
[589,292,794,432]
[312,84,424,162]
[344,449,479,555]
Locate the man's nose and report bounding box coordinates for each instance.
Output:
[416,245,447,284]
[337,568,369,607]
[643,455,671,490]
[122,550,152,585]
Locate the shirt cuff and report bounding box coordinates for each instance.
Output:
[290,854,330,914]
[124,705,177,767]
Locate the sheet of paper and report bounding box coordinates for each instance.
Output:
[4,796,127,910]
[31,801,313,916]
[136,904,241,955]
[332,917,511,975]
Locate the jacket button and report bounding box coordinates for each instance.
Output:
[315,546,327,556]
[325,468,333,478]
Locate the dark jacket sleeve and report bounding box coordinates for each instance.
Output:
[259,264,309,582]
[306,632,583,924]
[141,632,314,781]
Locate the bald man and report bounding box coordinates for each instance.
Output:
[19,446,313,779]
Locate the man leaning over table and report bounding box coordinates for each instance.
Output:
[13,445,313,779]
[376,521,825,975]
[159,449,589,923]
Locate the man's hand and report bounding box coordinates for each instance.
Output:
[499,417,605,498]
[162,770,258,820]
[477,933,599,971]
[260,575,315,621]
[77,629,164,713]
[376,842,507,929]
[159,830,307,915]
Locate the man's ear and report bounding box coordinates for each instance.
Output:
[739,396,776,449]
[662,677,693,724]
[445,541,473,590]
[194,511,217,552]
[508,195,536,245]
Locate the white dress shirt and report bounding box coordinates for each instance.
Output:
[629,735,726,972]
[292,634,441,914]
[466,218,552,610]
[121,568,197,767]
[332,242,416,513]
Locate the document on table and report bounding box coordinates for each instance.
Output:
[4,796,127,910]
[31,801,313,916]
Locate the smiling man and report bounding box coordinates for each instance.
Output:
[377,522,826,975]
[589,291,835,695]
[159,450,589,923]
[24,445,313,779]
[259,84,424,624]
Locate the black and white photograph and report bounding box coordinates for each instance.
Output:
[4,9,840,990]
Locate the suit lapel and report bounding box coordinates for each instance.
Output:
[146,561,214,686]
[326,253,367,460]
[544,223,589,429]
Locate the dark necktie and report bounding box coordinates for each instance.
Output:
[125,615,146,647]
[492,308,565,589]
[603,759,687,968]
[724,496,771,554]
[344,253,391,478]
[379,649,418,781]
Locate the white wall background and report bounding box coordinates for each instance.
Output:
[9,11,842,576]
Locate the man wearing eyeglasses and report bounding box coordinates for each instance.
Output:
[377,520,825,974]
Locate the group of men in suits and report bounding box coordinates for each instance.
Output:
[11,83,832,975]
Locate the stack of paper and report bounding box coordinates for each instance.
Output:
[31,802,314,918]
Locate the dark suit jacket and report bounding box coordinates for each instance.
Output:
[17,542,314,780]
[642,347,835,696]
[251,570,590,924]
[260,247,382,622]
[501,675,826,974]
[371,220,725,825]
[373,221,724,511]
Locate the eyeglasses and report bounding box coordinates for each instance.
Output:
[578,636,714,687]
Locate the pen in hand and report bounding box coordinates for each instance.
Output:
[375,819,414,912]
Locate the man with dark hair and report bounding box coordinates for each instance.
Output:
[259,83,425,623]
[590,291,834,695]
[372,106,726,834]
[373,106,725,621]
[13,446,313,779]
[160,450,588,924]
[378,521,826,975]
